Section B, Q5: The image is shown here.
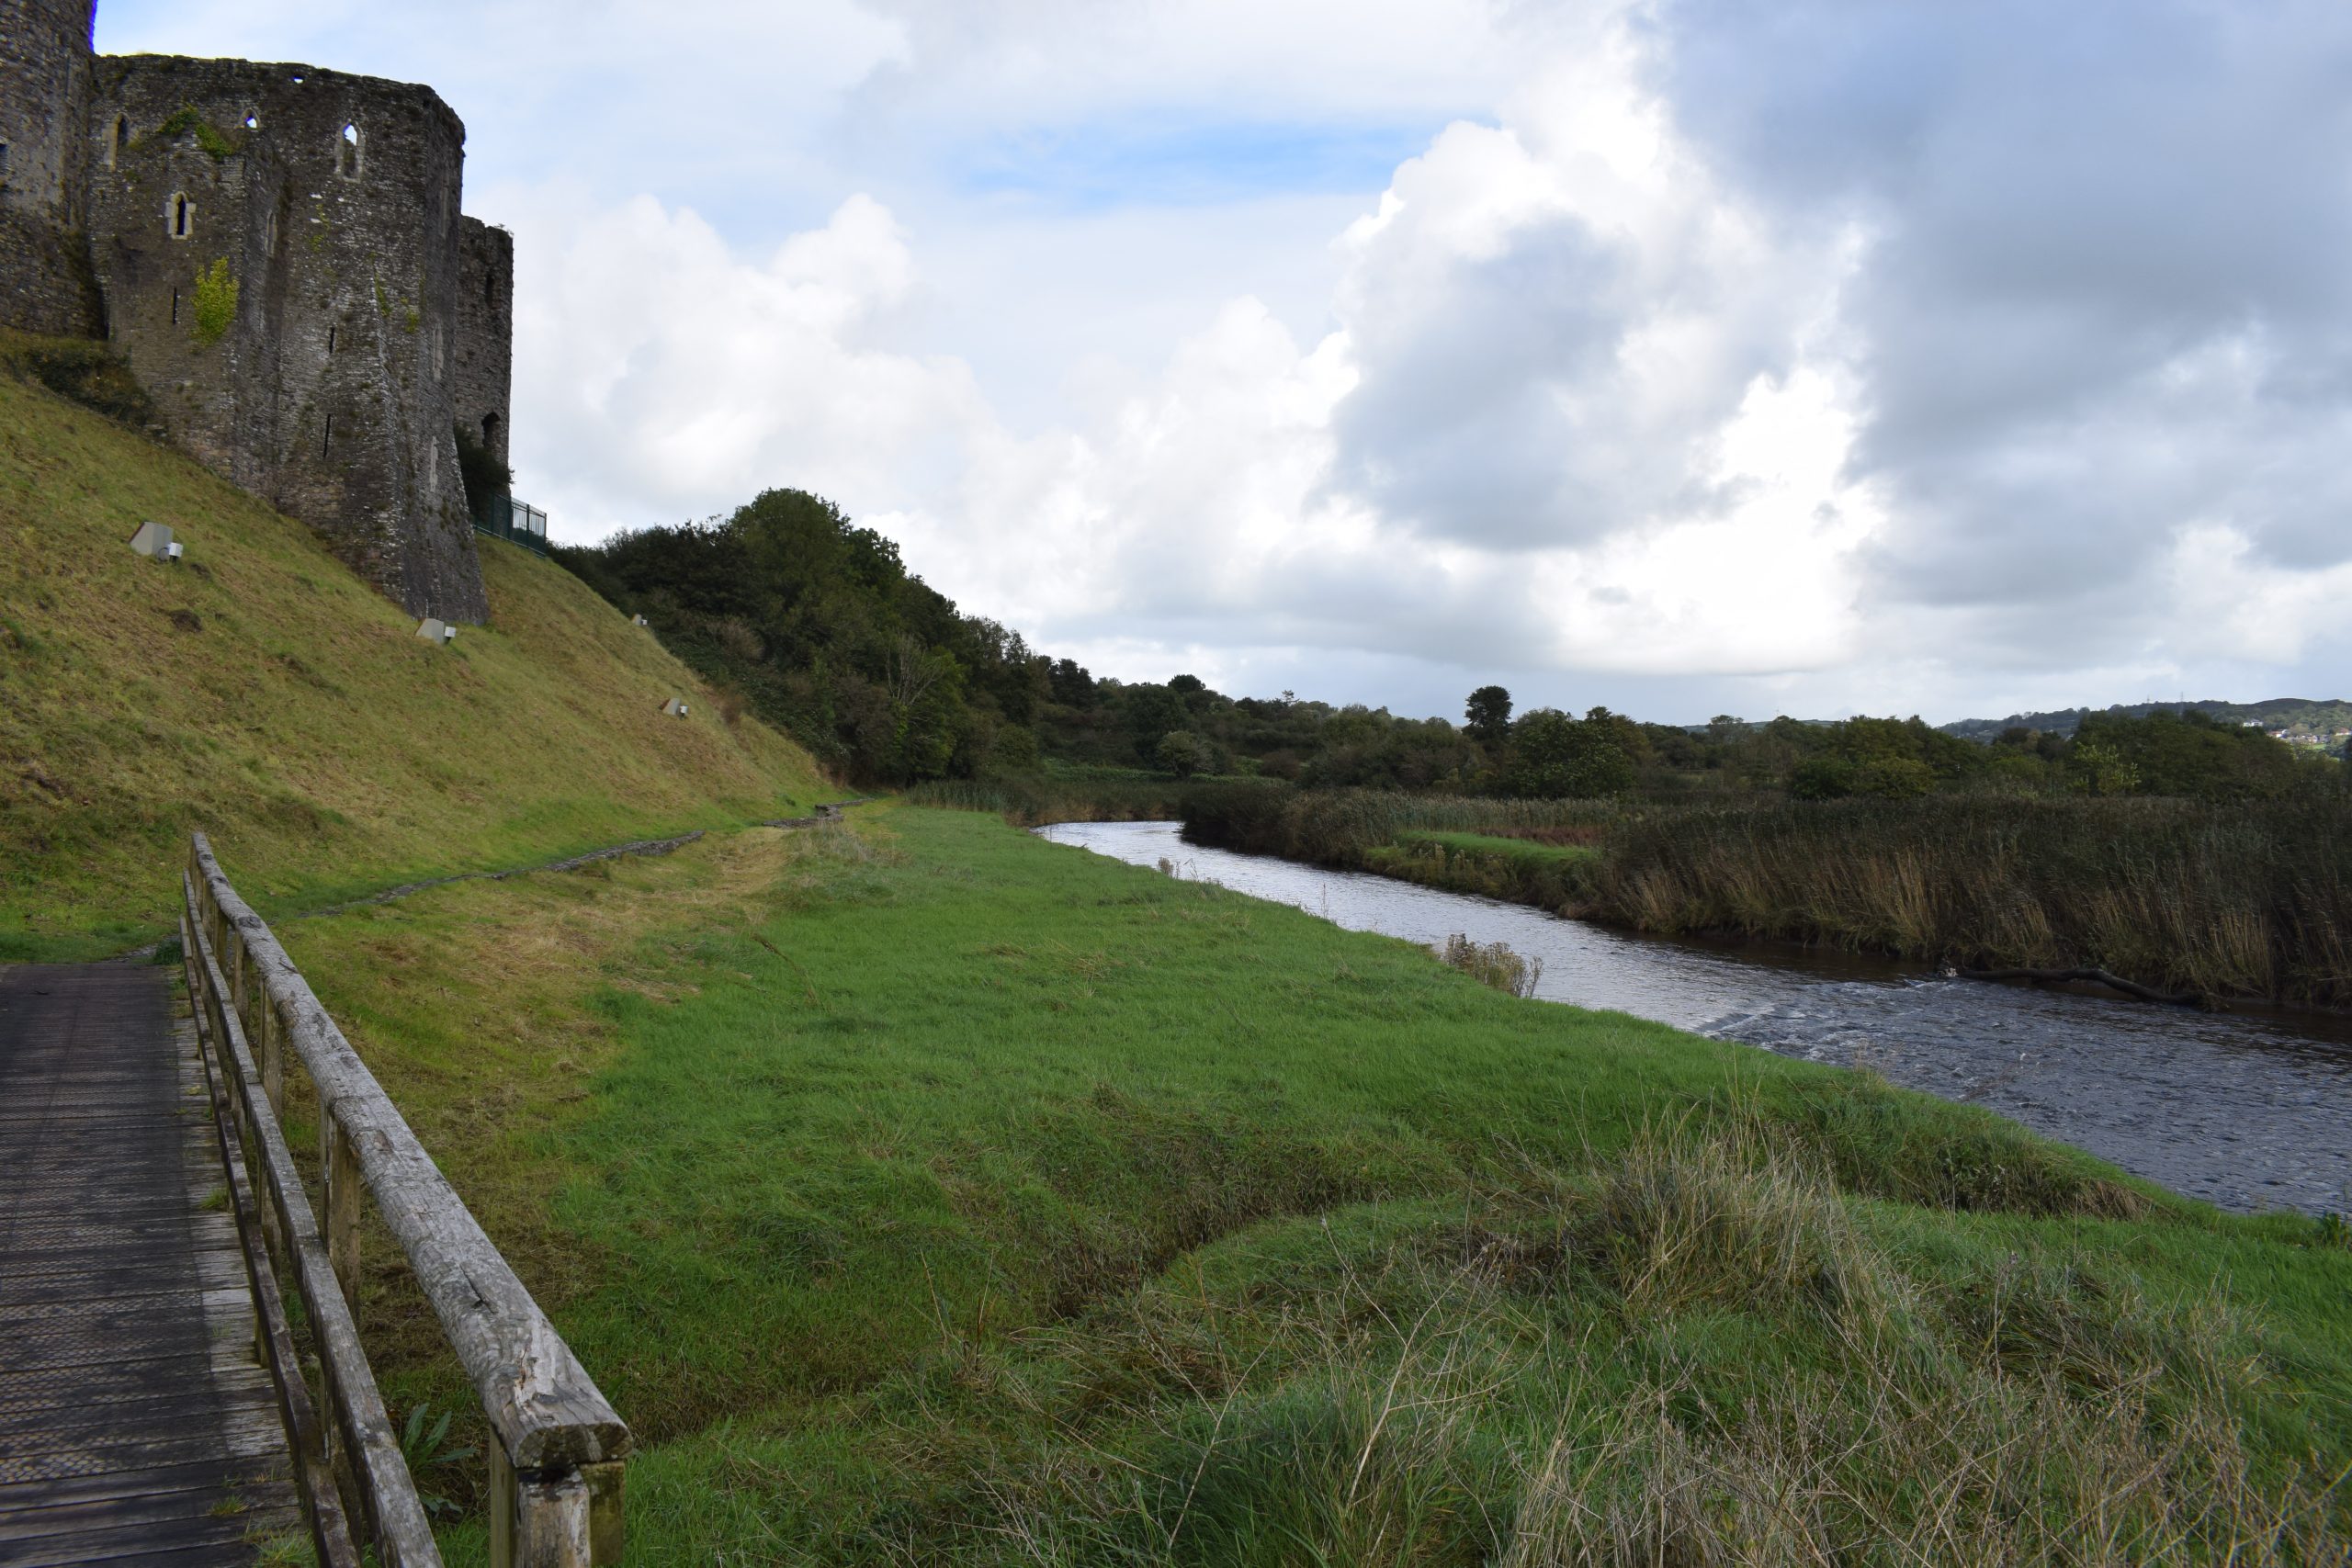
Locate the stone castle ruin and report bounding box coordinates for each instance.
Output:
[1,0,506,621]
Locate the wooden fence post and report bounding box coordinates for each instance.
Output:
[491,1446,598,1567]
[257,998,285,1118]
[321,1112,367,1544]
[323,1114,362,1313]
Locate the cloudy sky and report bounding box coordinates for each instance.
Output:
[100,0,2352,724]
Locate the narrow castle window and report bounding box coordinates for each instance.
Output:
[110,117,128,166]
[244,113,260,130]
[168,192,192,239]
[482,412,500,448]
[322,413,333,456]
[170,288,179,324]
[327,324,336,352]
[338,123,361,179]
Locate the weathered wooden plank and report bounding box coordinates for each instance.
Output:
[0,1457,273,1514]
[0,1477,295,1546]
[0,1377,275,1431]
[0,1409,295,1474]
[0,1509,278,1564]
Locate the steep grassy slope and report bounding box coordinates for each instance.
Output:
[0,367,826,958]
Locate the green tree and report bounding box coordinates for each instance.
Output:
[1155,729,1208,777]
[1464,685,1513,750]
[2068,741,2143,797]
[1500,708,1636,799]
[2072,708,2297,800]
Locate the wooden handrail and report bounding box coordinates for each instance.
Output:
[185,832,630,1563]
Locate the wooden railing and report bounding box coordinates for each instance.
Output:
[180,832,630,1565]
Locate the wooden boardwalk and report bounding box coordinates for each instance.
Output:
[0,964,298,1566]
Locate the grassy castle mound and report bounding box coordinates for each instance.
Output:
[0,356,825,958]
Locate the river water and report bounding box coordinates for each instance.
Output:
[1035,820,2352,1217]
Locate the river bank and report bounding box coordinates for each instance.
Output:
[272,807,2348,1560]
[1046,819,2352,1217]
[1179,783,2352,1010]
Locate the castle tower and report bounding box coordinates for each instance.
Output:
[1,2,506,625]
[85,55,492,622]
[0,0,104,333]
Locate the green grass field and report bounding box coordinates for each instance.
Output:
[0,364,825,957]
[1396,830,1599,865]
[277,807,2352,1563]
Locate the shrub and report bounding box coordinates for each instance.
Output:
[453,422,511,523]
[189,258,238,347]
[0,331,156,428]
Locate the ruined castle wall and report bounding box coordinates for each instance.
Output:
[0,0,103,333]
[453,216,512,470]
[87,57,487,622]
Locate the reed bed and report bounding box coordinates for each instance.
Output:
[1181,786,2352,1007]
[1595,795,2352,1007]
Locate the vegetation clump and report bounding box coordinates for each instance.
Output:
[557,489,1069,782]
[1175,784,2352,1007]
[0,328,156,427]
[156,105,237,161]
[188,258,237,346]
[1439,931,1544,997]
[452,420,511,523]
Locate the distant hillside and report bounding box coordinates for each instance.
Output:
[1940,698,2352,743]
[0,363,826,960]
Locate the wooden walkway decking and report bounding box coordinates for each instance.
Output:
[0,964,298,1566]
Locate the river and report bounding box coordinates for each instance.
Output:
[1035,820,2352,1217]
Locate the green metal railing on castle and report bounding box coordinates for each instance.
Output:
[473,494,550,557]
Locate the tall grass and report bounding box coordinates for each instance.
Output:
[905,773,1198,824]
[1182,785,2352,1008]
[1594,795,2352,1007]
[1182,782,1624,863]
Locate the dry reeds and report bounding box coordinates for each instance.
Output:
[1441,933,1544,998]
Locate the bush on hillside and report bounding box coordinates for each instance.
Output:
[0,331,156,429]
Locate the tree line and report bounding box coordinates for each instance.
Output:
[553,487,2339,802]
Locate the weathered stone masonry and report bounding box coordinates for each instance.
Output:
[0,0,510,623]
